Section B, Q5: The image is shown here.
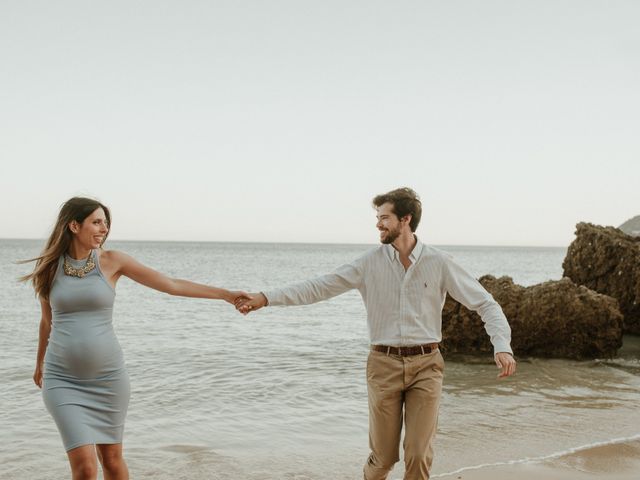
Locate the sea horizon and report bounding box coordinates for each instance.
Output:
[0,237,569,249]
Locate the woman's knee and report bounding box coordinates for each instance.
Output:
[72,461,98,480]
[68,446,98,480]
[98,448,125,472]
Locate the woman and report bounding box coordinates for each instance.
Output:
[22,197,250,480]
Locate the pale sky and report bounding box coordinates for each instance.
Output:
[1,1,638,246]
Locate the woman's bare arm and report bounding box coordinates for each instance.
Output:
[33,298,52,388]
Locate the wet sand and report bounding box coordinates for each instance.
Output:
[435,440,640,480]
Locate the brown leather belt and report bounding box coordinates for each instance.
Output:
[371,343,439,356]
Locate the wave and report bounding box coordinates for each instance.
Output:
[431,434,640,478]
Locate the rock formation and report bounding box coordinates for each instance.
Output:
[562,222,640,334]
[441,275,623,359]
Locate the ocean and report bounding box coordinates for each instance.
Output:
[2,239,639,479]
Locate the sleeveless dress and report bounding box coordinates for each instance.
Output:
[43,251,130,451]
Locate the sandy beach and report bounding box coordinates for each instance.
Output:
[435,440,640,480]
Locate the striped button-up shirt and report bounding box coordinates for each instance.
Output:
[264,239,513,355]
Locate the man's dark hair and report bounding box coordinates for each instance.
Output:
[372,187,422,232]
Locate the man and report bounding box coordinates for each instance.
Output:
[236,187,516,480]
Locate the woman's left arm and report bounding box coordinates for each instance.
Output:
[110,250,250,304]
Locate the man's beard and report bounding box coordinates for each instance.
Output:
[380,227,401,244]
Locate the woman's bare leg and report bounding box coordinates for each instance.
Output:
[67,445,98,480]
[96,443,129,480]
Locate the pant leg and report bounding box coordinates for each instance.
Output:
[363,351,404,480]
[402,350,444,480]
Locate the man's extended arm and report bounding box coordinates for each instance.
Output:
[441,255,516,377]
[442,255,515,367]
[237,260,363,313]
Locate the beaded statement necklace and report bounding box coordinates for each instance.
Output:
[63,251,96,278]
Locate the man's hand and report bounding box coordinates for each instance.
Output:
[495,352,516,378]
[235,292,268,315]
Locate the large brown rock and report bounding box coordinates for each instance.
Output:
[562,222,640,334]
[441,275,623,359]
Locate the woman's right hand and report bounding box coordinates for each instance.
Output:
[33,365,43,388]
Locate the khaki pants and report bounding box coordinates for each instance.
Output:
[363,348,444,480]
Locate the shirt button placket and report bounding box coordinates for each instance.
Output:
[400,276,408,345]
[400,266,413,345]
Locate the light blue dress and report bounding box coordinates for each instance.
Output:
[43,250,130,451]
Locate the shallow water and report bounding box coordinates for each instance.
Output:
[2,240,638,479]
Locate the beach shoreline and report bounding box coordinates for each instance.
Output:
[434,438,640,480]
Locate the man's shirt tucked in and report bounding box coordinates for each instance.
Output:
[263,239,513,355]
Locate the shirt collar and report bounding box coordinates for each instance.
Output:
[384,235,424,263]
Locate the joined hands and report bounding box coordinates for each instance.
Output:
[225,291,254,306]
[235,293,268,314]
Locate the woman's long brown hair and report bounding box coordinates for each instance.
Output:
[19,197,111,300]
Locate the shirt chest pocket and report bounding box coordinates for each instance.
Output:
[406,274,440,303]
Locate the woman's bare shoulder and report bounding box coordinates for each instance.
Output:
[99,249,133,265]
